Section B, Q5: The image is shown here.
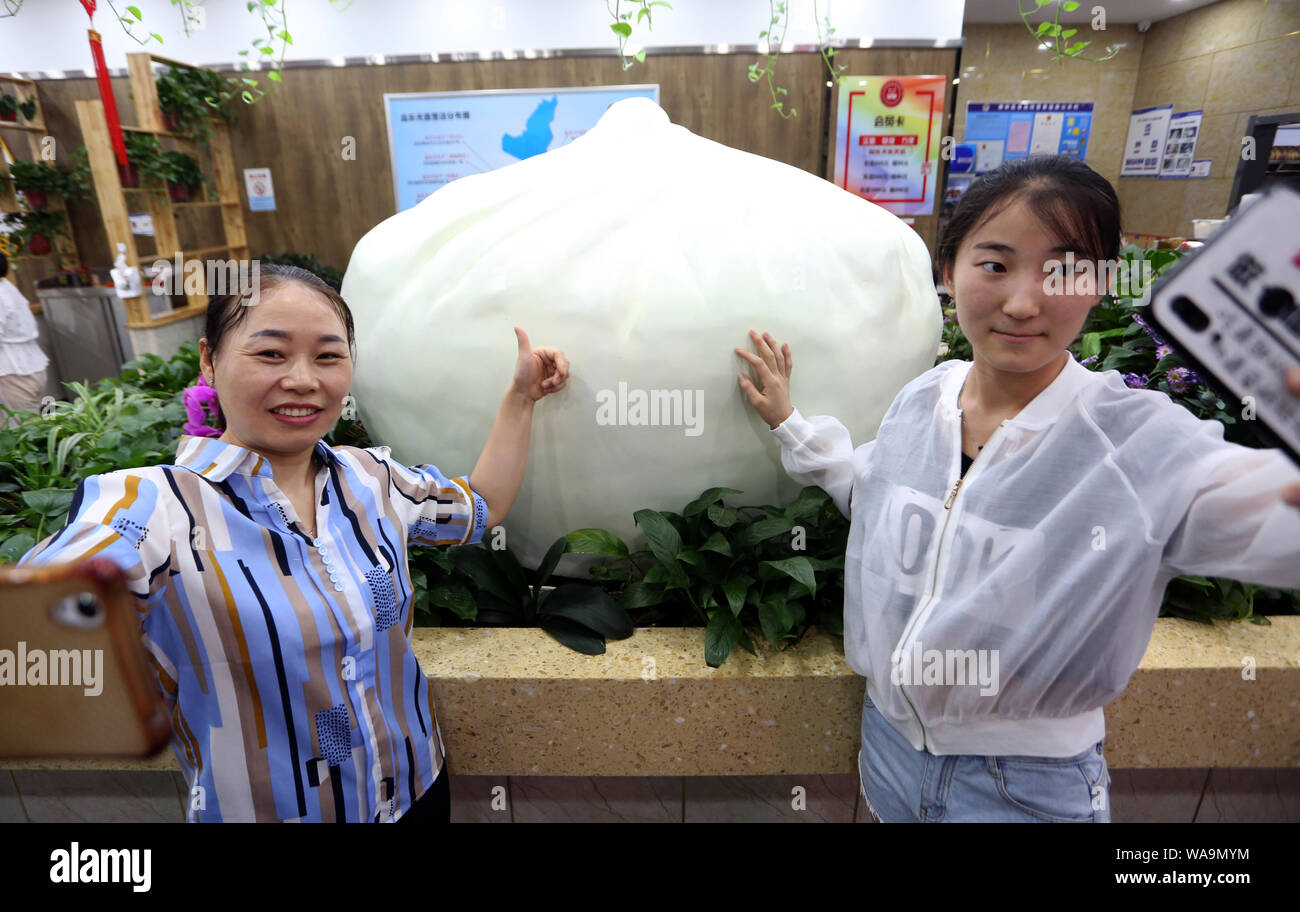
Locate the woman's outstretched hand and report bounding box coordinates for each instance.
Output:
[511,326,569,402]
[735,329,794,430]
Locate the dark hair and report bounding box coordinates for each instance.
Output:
[936,155,1122,285]
[0,252,8,280]
[202,263,355,432]
[204,262,355,362]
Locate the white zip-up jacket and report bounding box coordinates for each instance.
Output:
[772,352,1300,758]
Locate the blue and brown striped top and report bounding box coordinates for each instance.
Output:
[20,434,488,822]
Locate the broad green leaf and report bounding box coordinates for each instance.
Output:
[489,545,531,603]
[610,22,632,37]
[706,503,740,527]
[759,600,792,648]
[705,608,744,667]
[784,486,828,522]
[1080,332,1101,359]
[428,583,476,620]
[21,488,74,518]
[722,574,754,617]
[447,546,519,607]
[737,516,795,547]
[635,508,681,564]
[536,536,566,589]
[0,532,36,563]
[541,615,606,654]
[699,531,732,557]
[684,487,744,518]
[565,528,629,558]
[539,584,633,639]
[622,581,666,610]
[127,5,142,19]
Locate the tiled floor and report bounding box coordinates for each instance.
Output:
[3,768,1297,822]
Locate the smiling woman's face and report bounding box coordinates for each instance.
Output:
[199,283,353,460]
[944,195,1103,376]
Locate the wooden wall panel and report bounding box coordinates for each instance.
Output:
[34,48,956,286]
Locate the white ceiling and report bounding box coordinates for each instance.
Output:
[963,0,1224,24]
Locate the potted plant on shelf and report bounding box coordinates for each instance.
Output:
[121,131,164,189]
[6,159,65,209]
[0,209,68,256]
[0,93,17,123]
[61,146,94,201]
[155,67,236,141]
[18,98,37,122]
[160,150,204,202]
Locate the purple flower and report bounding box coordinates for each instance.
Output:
[1123,372,1149,389]
[182,374,222,438]
[1131,313,1167,347]
[1166,366,1199,394]
[1155,344,1173,361]
[1080,355,1099,367]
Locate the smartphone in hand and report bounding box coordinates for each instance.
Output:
[0,559,171,758]
[1142,184,1300,467]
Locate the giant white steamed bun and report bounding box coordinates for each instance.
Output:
[342,97,939,569]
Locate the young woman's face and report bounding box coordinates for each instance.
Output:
[945,195,1103,375]
[199,283,352,459]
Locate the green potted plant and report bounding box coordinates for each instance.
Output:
[155,67,235,141]
[61,146,94,201]
[6,159,64,209]
[0,93,17,123]
[1,209,68,256]
[18,98,37,122]
[159,150,203,202]
[122,131,164,189]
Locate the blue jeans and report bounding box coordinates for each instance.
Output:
[858,691,1111,822]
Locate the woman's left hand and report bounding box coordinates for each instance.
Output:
[510,326,569,402]
[1284,365,1300,508]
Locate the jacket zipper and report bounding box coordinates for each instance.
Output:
[892,411,1007,752]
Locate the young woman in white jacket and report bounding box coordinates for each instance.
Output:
[735,155,1300,822]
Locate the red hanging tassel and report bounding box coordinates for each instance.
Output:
[81,1,128,166]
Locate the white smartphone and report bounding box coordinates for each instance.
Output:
[1142,183,1300,467]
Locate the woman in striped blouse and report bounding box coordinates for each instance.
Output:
[20,264,569,822]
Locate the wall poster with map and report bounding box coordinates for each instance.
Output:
[384,85,660,212]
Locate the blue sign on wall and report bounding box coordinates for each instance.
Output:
[963,102,1093,174]
[384,85,659,212]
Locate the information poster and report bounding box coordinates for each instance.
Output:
[1121,104,1174,177]
[963,102,1093,174]
[385,85,659,212]
[243,168,276,211]
[1159,110,1203,178]
[832,75,947,216]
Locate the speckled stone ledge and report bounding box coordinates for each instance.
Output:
[6,618,1298,774]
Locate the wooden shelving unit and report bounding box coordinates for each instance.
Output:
[1,73,81,306]
[77,52,248,328]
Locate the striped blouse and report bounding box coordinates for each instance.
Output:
[20,434,489,822]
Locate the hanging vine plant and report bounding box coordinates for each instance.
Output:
[1019,0,1120,64]
[0,0,353,105]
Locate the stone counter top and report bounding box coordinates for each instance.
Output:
[7,617,1298,774]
